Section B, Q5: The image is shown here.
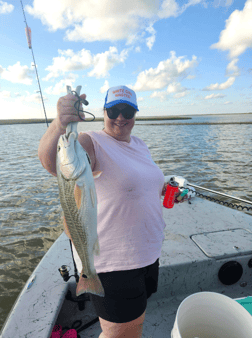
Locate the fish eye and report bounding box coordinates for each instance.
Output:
[57,145,61,152]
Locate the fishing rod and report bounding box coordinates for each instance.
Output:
[20,0,49,127]
[188,183,252,206]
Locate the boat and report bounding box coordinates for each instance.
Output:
[1,185,252,338]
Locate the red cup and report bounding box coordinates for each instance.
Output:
[163,181,179,209]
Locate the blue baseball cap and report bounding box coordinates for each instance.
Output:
[104,85,139,111]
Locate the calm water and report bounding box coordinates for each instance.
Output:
[0,113,252,329]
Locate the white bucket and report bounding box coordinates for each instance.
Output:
[171,292,252,338]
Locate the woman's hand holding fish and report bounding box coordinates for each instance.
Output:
[56,93,87,130]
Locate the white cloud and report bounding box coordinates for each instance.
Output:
[44,47,128,80]
[158,0,206,18]
[158,0,180,18]
[44,74,79,95]
[25,0,205,46]
[213,0,234,8]
[26,0,76,31]
[0,90,11,98]
[26,0,159,43]
[204,93,225,99]
[167,82,187,94]
[0,90,48,104]
[146,24,156,50]
[211,0,252,58]
[100,80,110,94]
[0,1,14,14]
[226,59,240,77]
[174,91,188,98]
[0,62,34,85]
[88,47,128,78]
[150,82,188,101]
[66,16,141,43]
[0,96,54,120]
[202,77,235,91]
[19,91,47,104]
[150,90,168,101]
[187,75,196,80]
[43,49,93,81]
[132,51,198,91]
[180,0,205,13]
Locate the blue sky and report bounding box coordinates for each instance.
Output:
[0,0,252,119]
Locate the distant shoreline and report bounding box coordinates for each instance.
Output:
[0,116,191,125]
[1,112,251,125]
[137,122,252,126]
[183,112,252,117]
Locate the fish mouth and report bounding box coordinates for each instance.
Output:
[58,134,75,165]
[57,133,86,180]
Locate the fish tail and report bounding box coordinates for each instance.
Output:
[76,271,105,297]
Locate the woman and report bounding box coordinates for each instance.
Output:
[38,85,182,338]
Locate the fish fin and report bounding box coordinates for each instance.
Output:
[90,187,95,207]
[93,171,102,179]
[76,272,105,297]
[94,238,100,256]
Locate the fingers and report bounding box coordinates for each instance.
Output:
[175,193,188,203]
[79,93,87,101]
[57,93,86,128]
[174,191,180,204]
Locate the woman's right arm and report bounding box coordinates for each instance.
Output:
[38,93,89,176]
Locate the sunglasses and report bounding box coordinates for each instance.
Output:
[106,106,136,120]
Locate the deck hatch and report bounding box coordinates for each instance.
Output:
[191,228,252,259]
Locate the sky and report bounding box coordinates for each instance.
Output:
[0,0,252,120]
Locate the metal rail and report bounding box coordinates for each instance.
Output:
[188,183,252,206]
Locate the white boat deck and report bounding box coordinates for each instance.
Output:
[1,197,252,337]
[75,287,251,338]
[58,198,252,337]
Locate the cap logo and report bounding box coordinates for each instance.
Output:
[113,89,132,100]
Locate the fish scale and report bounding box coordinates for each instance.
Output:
[58,178,91,276]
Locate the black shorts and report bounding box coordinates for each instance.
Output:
[90,259,159,323]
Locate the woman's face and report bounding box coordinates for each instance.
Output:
[103,103,136,142]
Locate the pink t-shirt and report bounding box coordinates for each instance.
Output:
[73,130,166,273]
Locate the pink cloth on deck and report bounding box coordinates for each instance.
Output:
[72,130,166,273]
